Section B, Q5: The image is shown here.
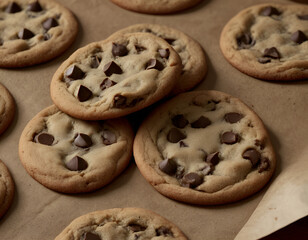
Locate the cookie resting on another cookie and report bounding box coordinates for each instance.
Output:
[133,90,276,205]
[220,3,308,81]
[0,159,14,219]
[0,0,78,67]
[50,32,182,120]
[19,105,134,193]
[0,83,15,135]
[55,208,187,240]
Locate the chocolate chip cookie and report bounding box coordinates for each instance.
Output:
[0,83,15,135]
[111,23,207,95]
[0,159,14,219]
[19,105,134,193]
[0,0,78,67]
[110,0,202,14]
[220,3,308,81]
[55,207,187,240]
[50,32,182,120]
[133,90,276,205]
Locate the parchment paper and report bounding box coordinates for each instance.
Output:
[0,0,307,239]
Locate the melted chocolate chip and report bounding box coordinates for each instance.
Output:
[237,33,255,49]
[263,47,280,59]
[112,43,128,57]
[90,56,101,68]
[159,158,177,175]
[42,18,58,31]
[77,85,92,102]
[171,114,188,128]
[81,232,101,240]
[206,152,220,166]
[258,157,270,173]
[163,38,176,45]
[298,14,308,20]
[113,95,127,108]
[156,227,174,237]
[182,172,203,188]
[167,128,186,143]
[34,133,54,145]
[221,132,239,144]
[128,224,147,232]
[28,1,42,12]
[100,78,116,90]
[103,61,123,76]
[146,59,164,71]
[65,156,88,171]
[43,33,50,41]
[18,28,35,40]
[101,130,117,145]
[65,65,85,80]
[5,2,22,13]
[135,45,146,53]
[255,139,265,150]
[191,116,211,128]
[179,141,188,148]
[260,6,280,16]
[258,57,271,64]
[224,112,243,123]
[74,133,92,148]
[175,165,185,179]
[158,48,170,58]
[291,30,307,44]
[242,148,261,166]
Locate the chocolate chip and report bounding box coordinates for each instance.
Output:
[18,28,35,40]
[163,38,176,45]
[298,14,308,20]
[156,227,174,237]
[258,157,270,173]
[206,152,220,165]
[182,172,203,188]
[103,61,123,76]
[200,164,214,176]
[263,47,280,59]
[260,6,280,16]
[90,56,101,68]
[65,65,85,80]
[43,33,50,41]
[242,148,261,166]
[291,30,307,44]
[34,133,54,145]
[171,114,188,128]
[224,112,243,123]
[158,48,170,58]
[74,133,92,148]
[255,139,265,150]
[112,43,128,57]
[81,232,101,240]
[128,224,147,232]
[179,141,188,148]
[100,78,116,90]
[65,156,88,171]
[5,2,22,13]
[175,165,185,179]
[101,130,117,145]
[28,1,42,12]
[113,94,127,108]
[135,45,146,53]
[237,33,255,49]
[258,57,271,64]
[77,85,92,102]
[167,128,186,143]
[221,132,239,144]
[191,116,211,128]
[42,18,58,31]
[146,59,164,71]
[159,158,177,175]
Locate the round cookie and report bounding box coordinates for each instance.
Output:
[19,105,134,193]
[55,207,187,240]
[0,159,14,219]
[50,32,182,120]
[133,90,276,205]
[111,23,207,95]
[0,0,78,68]
[220,3,308,81]
[110,0,202,15]
[0,83,15,135]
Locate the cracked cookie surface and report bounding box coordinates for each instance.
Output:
[0,0,78,67]
[133,90,276,205]
[50,32,182,120]
[0,159,14,219]
[111,23,207,95]
[19,105,134,193]
[220,3,308,81]
[55,208,187,240]
[0,83,15,135]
